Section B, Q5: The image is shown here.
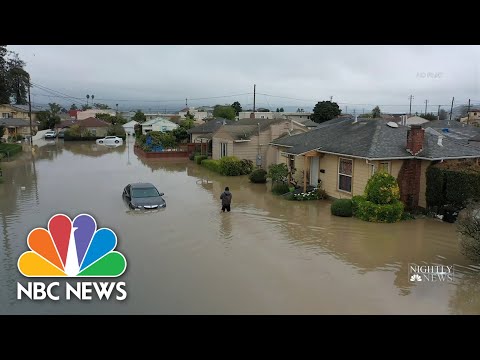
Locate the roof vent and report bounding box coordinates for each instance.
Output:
[387,121,399,128]
[437,136,444,147]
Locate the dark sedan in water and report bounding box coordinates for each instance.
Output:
[122,182,166,210]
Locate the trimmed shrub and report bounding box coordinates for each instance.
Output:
[195,155,208,164]
[331,199,353,217]
[352,196,404,223]
[364,172,400,205]
[426,162,480,210]
[240,159,254,174]
[272,183,290,195]
[202,159,221,173]
[249,169,267,183]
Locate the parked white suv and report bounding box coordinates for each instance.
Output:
[44,130,57,139]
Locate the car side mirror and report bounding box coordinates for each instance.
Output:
[159,192,164,196]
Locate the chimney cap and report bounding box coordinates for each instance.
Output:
[410,124,422,129]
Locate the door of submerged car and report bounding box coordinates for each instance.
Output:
[124,185,131,198]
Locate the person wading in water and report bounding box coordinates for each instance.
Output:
[220,187,232,212]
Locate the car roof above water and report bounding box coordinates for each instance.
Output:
[130,182,156,189]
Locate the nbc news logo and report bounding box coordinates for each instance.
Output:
[409,264,455,283]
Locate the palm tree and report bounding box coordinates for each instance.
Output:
[86,94,90,105]
[91,95,94,107]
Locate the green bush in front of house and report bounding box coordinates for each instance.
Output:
[352,172,404,223]
[352,195,404,223]
[249,168,267,183]
[331,199,353,217]
[201,159,222,173]
[364,172,401,205]
[195,155,208,164]
[0,143,23,157]
[189,151,200,161]
[272,183,290,195]
[426,162,480,210]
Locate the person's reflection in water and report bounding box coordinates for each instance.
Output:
[219,210,233,249]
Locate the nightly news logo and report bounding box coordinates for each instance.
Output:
[17,214,127,301]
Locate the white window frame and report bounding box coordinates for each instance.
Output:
[220,142,228,158]
[378,161,391,174]
[338,157,353,193]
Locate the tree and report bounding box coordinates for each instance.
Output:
[171,126,189,143]
[7,52,30,105]
[0,124,5,138]
[70,104,78,110]
[213,105,236,120]
[372,106,381,118]
[184,111,195,121]
[180,118,195,129]
[439,109,448,120]
[93,103,110,109]
[0,45,9,104]
[280,108,284,112]
[231,101,242,116]
[48,102,61,116]
[132,110,146,123]
[91,95,94,104]
[257,107,270,112]
[311,101,341,124]
[81,104,92,111]
[420,113,437,121]
[86,94,90,105]
[37,103,61,130]
[267,163,289,185]
[276,108,280,112]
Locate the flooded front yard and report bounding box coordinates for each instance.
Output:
[0,138,479,314]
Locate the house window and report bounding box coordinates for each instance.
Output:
[220,142,228,158]
[2,113,11,118]
[378,161,390,174]
[338,158,353,193]
[161,126,167,131]
[91,129,96,136]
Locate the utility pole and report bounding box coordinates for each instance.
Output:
[253,84,256,113]
[330,96,333,102]
[353,109,356,117]
[362,108,365,114]
[424,100,428,116]
[116,103,119,118]
[437,105,440,120]
[28,81,33,144]
[185,98,188,108]
[345,106,348,114]
[467,99,471,124]
[409,95,414,117]
[449,97,454,121]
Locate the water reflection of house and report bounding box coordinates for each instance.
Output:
[55,117,110,137]
[270,117,480,209]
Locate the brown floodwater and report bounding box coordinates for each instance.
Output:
[0,138,479,314]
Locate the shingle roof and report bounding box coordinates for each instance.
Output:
[77,117,110,127]
[217,118,284,140]
[423,120,480,145]
[55,120,77,129]
[187,118,233,134]
[6,104,41,112]
[271,118,480,160]
[0,118,31,127]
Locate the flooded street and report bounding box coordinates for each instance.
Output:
[1,138,479,314]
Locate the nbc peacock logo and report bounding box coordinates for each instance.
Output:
[17,214,127,301]
[18,213,127,277]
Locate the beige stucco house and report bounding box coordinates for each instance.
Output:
[211,118,312,169]
[270,117,480,209]
[1,103,39,122]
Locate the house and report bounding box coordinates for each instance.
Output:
[397,115,429,126]
[460,109,480,125]
[56,117,110,137]
[211,118,312,168]
[0,118,38,139]
[468,134,480,148]
[238,111,276,120]
[272,112,313,121]
[270,117,480,209]
[141,117,178,134]
[187,118,234,143]
[68,109,80,120]
[1,103,40,122]
[178,107,209,123]
[76,108,116,120]
[122,120,139,136]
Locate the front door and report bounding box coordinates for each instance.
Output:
[310,156,319,187]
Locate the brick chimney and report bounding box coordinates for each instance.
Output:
[406,125,425,155]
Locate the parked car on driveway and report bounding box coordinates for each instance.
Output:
[96,136,123,145]
[122,182,166,210]
[44,130,57,139]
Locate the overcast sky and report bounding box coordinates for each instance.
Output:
[7,45,480,114]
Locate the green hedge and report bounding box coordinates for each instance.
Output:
[0,143,23,157]
[331,199,353,217]
[352,196,404,223]
[249,169,267,183]
[365,172,400,205]
[272,183,290,195]
[201,159,222,173]
[195,155,208,164]
[426,165,480,209]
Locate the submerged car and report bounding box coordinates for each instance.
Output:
[96,136,123,145]
[122,182,166,210]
